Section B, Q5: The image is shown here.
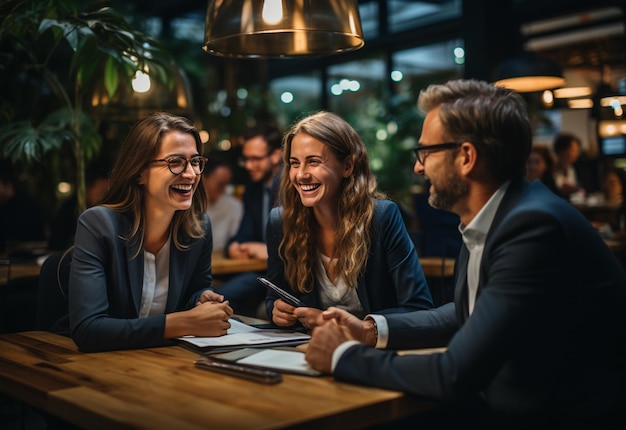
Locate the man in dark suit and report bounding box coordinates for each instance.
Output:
[305,79,626,428]
[218,123,282,316]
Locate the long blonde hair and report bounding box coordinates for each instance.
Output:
[279,111,385,293]
[100,112,207,255]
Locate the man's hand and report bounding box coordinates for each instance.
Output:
[239,242,268,260]
[227,242,249,259]
[305,319,353,373]
[321,307,377,346]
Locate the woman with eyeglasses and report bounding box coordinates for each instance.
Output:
[265,111,433,330]
[68,112,233,352]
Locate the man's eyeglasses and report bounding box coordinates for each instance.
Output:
[151,156,208,175]
[238,153,272,167]
[413,142,461,164]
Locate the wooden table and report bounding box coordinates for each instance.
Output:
[2,253,449,283]
[211,251,267,275]
[0,251,265,286]
[419,256,455,278]
[0,261,41,284]
[0,331,439,429]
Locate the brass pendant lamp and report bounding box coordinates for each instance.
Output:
[203,0,365,58]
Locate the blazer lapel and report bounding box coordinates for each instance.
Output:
[454,244,469,322]
[126,240,144,314]
[166,244,184,312]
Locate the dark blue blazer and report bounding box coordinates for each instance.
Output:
[334,179,626,422]
[225,170,280,250]
[226,180,267,248]
[264,199,434,318]
[68,206,214,352]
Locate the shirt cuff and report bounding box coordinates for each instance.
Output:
[366,314,389,349]
[331,340,361,372]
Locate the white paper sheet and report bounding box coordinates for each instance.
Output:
[177,318,310,348]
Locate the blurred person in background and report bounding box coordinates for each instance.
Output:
[202,157,243,252]
[218,123,282,316]
[525,145,560,196]
[552,132,584,199]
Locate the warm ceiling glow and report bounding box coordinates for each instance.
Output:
[553,87,593,98]
[132,70,151,93]
[262,0,283,25]
[199,130,210,143]
[600,96,626,107]
[598,120,626,137]
[494,76,566,93]
[568,99,594,109]
[541,90,554,107]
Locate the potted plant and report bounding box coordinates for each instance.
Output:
[0,0,175,213]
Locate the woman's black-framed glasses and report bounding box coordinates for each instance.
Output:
[151,156,208,175]
[413,142,462,164]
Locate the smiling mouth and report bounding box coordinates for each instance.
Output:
[171,184,193,194]
[299,183,320,192]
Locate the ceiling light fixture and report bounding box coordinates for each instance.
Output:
[493,53,565,93]
[553,87,593,99]
[203,0,365,58]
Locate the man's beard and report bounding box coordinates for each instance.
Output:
[428,167,468,212]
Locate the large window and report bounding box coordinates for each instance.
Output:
[268,73,322,127]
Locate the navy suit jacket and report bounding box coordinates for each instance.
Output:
[225,172,280,250]
[264,199,434,318]
[68,206,213,352]
[334,179,626,422]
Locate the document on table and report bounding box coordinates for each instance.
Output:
[176,318,310,351]
[205,347,322,376]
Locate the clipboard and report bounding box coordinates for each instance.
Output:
[204,347,323,377]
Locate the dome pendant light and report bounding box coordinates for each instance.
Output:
[203,0,365,58]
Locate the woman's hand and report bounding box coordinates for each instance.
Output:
[294,307,323,330]
[271,298,298,327]
[196,289,225,305]
[165,301,233,339]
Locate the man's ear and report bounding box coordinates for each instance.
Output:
[458,142,478,176]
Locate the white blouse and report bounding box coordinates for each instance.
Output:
[317,253,365,318]
[139,240,171,318]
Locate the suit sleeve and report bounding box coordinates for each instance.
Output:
[371,201,434,314]
[334,207,575,403]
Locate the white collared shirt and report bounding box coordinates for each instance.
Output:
[139,239,171,318]
[330,181,511,371]
[459,181,509,314]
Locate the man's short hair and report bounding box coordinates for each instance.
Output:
[242,124,282,151]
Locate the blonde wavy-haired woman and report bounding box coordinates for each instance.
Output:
[265,111,433,329]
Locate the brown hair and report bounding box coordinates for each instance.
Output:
[279,111,385,293]
[100,112,207,254]
[418,79,532,182]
